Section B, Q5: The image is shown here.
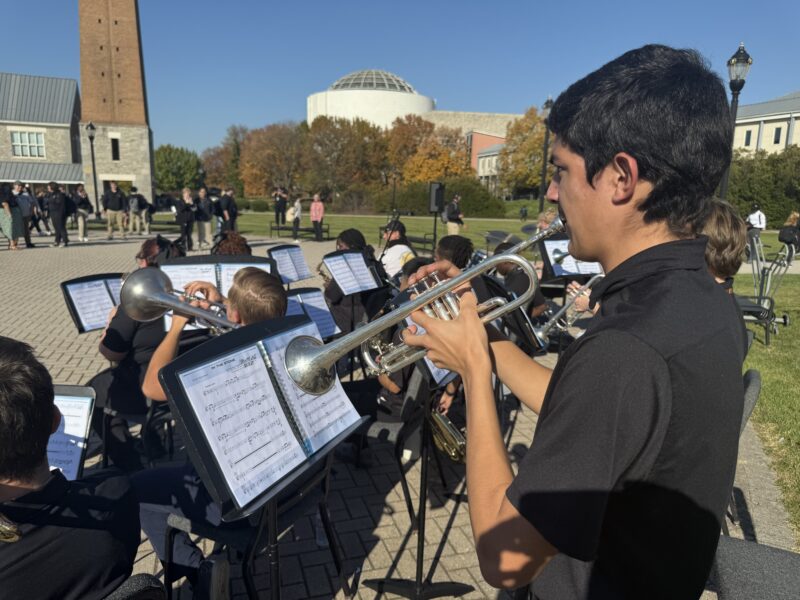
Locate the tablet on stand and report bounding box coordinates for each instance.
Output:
[61,273,124,333]
[47,385,96,480]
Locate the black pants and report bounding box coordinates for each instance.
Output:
[51,211,69,245]
[292,217,300,239]
[275,207,286,225]
[179,220,194,250]
[221,218,236,233]
[313,219,323,241]
[29,214,43,233]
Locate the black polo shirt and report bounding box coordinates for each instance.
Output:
[506,238,745,599]
[0,469,140,600]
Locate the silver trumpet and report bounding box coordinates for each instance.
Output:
[535,273,604,345]
[285,217,565,395]
[120,267,239,334]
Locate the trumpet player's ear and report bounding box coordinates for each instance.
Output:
[228,306,242,325]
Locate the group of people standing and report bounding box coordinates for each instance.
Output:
[273,191,326,242]
[173,187,239,251]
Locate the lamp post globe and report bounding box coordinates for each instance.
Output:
[538,96,554,212]
[85,122,101,218]
[719,43,753,200]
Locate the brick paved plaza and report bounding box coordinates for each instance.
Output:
[0,231,796,599]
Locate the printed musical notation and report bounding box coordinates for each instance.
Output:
[270,247,312,284]
[66,280,117,332]
[177,345,306,507]
[160,264,218,331]
[286,297,305,317]
[287,291,341,339]
[218,263,272,297]
[106,277,123,305]
[48,395,93,481]
[542,240,603,277]
[322,253,378,296]
[262,322,360,453]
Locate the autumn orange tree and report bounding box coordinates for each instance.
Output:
[497,106,548,196]
[403,126,472,182]
[240,122,306,197]
[387,114,435,175]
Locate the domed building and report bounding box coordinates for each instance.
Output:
[307,69,436,129]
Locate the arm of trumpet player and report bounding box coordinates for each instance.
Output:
[403,293,557,587]
[141,311,193,402]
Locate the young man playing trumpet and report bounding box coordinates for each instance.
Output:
[404,45,745,599]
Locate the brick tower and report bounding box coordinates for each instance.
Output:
[79,0,154,203]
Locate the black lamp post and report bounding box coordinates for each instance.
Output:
[719,43,753,200]
[538,96,554,213]
[85,122,101,218]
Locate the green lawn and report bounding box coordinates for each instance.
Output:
[735,272,800,542]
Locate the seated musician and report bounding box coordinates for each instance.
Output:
[403,45,745,597]
[210,230,252,255]
[0,337,140,599]
[701,198,747,292]
[134,268,286,592]
[94,236,184,471]
[381,220,416,280]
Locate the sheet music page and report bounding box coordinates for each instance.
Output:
[542,240,603,277]
[286,296,305,317]
[218,263,272,297]
[343,253,379,291]
[289,247,312,281]
[66,280,116,332]
[48,395,93,481]
[177,345,306,508]
[298,291,341,339]
[161,264,218,331]
[405,317,451,385]
[323,255,360,296]
[105,277,123,305]
[262,322,359,454]
[271,248,299,283]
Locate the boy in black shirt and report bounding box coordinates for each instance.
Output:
[0,337,139,600]
[404,45,743,599]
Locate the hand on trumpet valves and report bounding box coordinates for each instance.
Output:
[402,291,490,377]
[566,280,591,313]
[170,295,205,331]
[184,280,223,304]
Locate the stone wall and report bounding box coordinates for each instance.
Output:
[421,111,520,137]
[0,123,74,163]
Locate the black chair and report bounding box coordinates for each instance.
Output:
[713,536,800,599]
[163,453,354,600]
[105,574,166,600]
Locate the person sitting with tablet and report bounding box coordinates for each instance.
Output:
[0,337,140,600]
[135,268,286,594]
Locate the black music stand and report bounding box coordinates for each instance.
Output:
[159,316,368,599]
[267,244,313,289]
[363,363,473,599]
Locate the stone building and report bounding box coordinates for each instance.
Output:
[78,0,154,201]
[0,72,84,190]
[733,91,800,154]
[476,143,503,196]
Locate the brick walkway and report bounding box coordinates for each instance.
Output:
[0,230,795,599]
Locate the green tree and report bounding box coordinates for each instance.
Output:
[729,146,800,225]
[497,106,547,196]
[154,144,203,192]
[373,176,504,217]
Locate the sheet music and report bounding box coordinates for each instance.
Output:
[218,263,272,297]
[48,395,93,481]
[343,253,379,291]
[271,247,311,283]
[177,345,306,508]
[295,291,341,339]
[323,255,360,296]
[286,296,305,317]
[262,323,359,454]
[66,280,116,332]
[405,317,451,385]
[105,277,123,305]
[542,240,603,277]
[161,264,218,331]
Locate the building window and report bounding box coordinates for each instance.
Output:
[10,131,46,158]
[774,127,782,144]
[744,130,752,146]
[111,138,121,161]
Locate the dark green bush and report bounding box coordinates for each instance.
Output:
[248,198,269,212]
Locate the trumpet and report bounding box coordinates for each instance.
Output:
[285,217,565,395]
[120,268,239,334]
[535,274,604,345]
[430,409,466,463]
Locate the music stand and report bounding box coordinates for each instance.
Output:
[61,273,124,333]
[159,316,367,599]
[267,244,312,288]
[286,287,341,340]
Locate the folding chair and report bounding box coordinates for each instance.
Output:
[712,536,800,599]
[104,574,166,600]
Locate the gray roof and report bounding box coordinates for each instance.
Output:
[0,161,84,184]
[0,72,79,125]
[737,91,800,120]
[330,70,416,93]
[478,143,505,156]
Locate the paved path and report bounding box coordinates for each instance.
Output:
[0,231,796,599]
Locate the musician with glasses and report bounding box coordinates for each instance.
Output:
[403,45,745,598]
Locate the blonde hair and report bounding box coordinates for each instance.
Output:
[227,268,286,324]
[700,199,747,280]
[784,211,800,227]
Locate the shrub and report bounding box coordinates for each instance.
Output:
[248,198,269,212]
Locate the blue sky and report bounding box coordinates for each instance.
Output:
[3,0,798,153]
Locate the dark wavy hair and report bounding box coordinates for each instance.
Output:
[548,44,732,237]
[436,235,474,269]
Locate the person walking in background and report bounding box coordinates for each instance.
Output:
[72,184,93,242]
[273,186,288,225]
[45,182,70,248]
[291,195,302,242]
[35,190,53,236]
[445,193,464,235]
[175,187,197,251]
[127,186,148,236]
[0,182,24,250]
[219,187,238,232]
[13,181,36,248]
[195,187,213,248]
[102,181,127,240]
[310,193,325,241]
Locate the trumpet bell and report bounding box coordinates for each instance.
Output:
[120,267,174,321]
